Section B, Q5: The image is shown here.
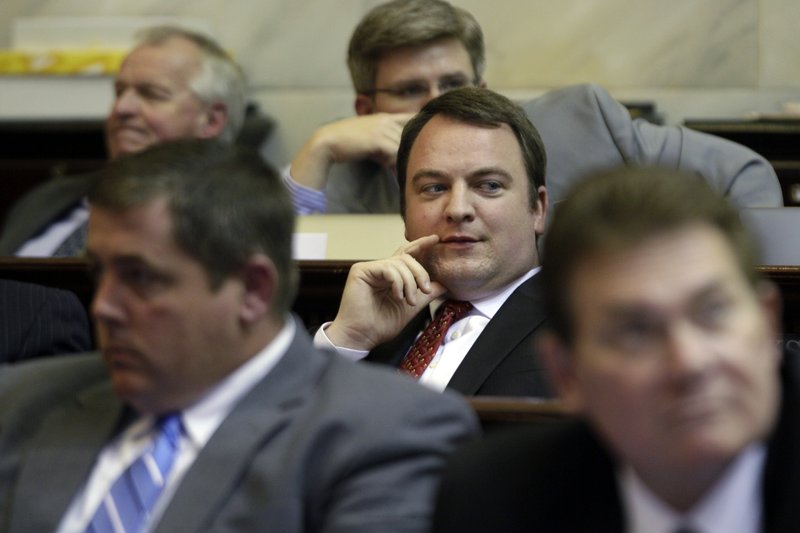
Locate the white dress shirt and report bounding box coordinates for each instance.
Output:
[56,318,296,533]
[314,268,539,391]
[618,443,766,533]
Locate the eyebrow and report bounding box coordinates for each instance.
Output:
[410,166,513,183]
[598,280,732,318]
[389,72,472,87]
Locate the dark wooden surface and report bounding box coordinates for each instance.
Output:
[0,258,353,331]
[0,120,107,226]
[469,396,569,421]
[2,259,800,338]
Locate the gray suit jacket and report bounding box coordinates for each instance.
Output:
[0,279,91,363]
[320,83,782,214]
[0,174,94,255]
[0,324,478,533]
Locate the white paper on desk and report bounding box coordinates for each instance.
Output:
[292,233,327,259]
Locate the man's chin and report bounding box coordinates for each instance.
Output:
[108,369,148,400]
[428,259,489,294]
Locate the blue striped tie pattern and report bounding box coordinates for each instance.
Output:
[86,414,181,533]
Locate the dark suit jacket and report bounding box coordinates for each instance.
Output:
[0,323,478,533]
[367,275,552,397]
[0,279,91,363]
[433,352,800,533]
[0,174,94,255]
[317,83,782,214]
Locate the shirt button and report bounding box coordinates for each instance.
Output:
[451,331,461,340]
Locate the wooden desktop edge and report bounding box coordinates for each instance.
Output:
[468,397,570,423]
[3,258,797,273]
[2,258,799,335]
[1,259,799,300]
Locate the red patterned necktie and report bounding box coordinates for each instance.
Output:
[400,300,473,378]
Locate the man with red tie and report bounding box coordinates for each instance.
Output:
[315,87,551,396]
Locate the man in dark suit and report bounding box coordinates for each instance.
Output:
[285,0,782,215]
[0,279,91,363]
[0,140,477,532]
[315,87,551,396]
[0,25,246,257]
[434,167,798,532]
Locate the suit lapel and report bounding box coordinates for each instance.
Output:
[447,275,547,394]
[11,382,123,532]
[154,325,327,533]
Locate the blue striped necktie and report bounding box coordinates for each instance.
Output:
[86,414,182,533]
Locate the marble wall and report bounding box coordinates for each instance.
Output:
[2,0,799,167]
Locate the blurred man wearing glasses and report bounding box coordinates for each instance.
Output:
[285,0,780,215]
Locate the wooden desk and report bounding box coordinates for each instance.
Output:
[469,397,570,430]
[2,259,800,340]
[0,258,353,331]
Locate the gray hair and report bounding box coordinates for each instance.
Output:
[135,25,247,143]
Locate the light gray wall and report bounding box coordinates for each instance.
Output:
[2,0,799,167]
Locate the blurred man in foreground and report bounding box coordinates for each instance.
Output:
[0,139,477,533]
[434,166,799,532]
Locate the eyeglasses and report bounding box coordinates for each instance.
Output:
[364,75,479,101]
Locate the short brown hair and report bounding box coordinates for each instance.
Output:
[542,166,761,343]
[396,87,546,215]
[347,0,485,94]
[89,139,297,315]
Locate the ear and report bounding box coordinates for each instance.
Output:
[198,101,228,139]
[354,93,375,116]
[238,254,278,325]
[533,185,548,237]
[536,331,585,413]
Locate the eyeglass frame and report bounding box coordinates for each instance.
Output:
[361,74,481,101]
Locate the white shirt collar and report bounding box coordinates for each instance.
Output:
[430,266,540,319]
[619,443,766,533]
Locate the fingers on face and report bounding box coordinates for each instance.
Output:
[384,253,432,306]
[397,234,439,258]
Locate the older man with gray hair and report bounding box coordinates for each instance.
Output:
[0,25,247,257]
